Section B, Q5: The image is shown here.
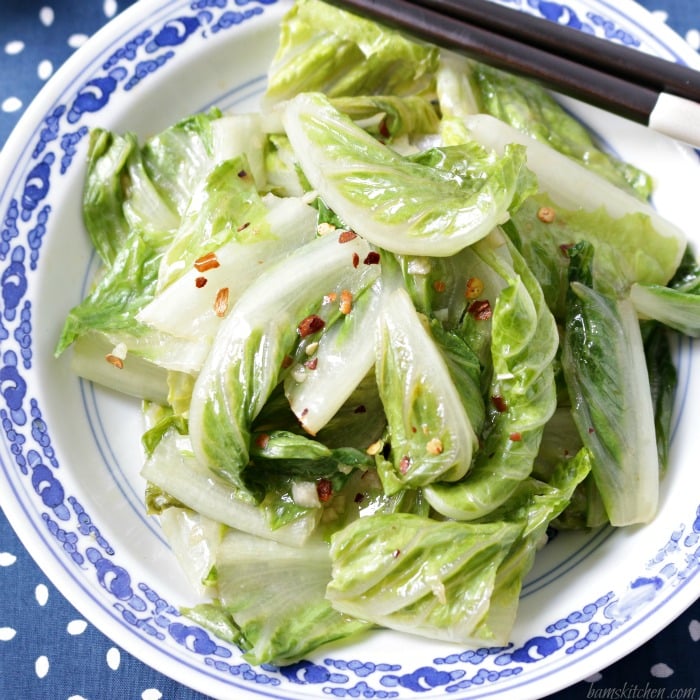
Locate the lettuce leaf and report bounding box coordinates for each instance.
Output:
[561,242,659,526]
[203,530,371,666]
[374,284,479,493]
[467,61,653,199]
[283,92,533,256]
[265,0,439,103]
[327,513,521,642]
[188,231,379,500]
[424,234,558,519]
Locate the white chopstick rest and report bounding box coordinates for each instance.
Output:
[648,92,700,148]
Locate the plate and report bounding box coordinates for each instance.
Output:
[0,0,698,698]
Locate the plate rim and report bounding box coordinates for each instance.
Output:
[0,0,698,698]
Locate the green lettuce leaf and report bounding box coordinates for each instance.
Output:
[424,234,558,520]
[284,278,383,436]
[506,194,686,312]
[140,109,222,216]
[83,111,223,266]
[283,92,533,256]
[156,156,271,289]
[561,242,659,526]
[209,530,372,666]
[466,448,591,640]
[326,513,521,642]
[463,113,687,283]
[630,283,700,337]
[140,428,320,546]
[331,94,440,142]
[188,231,379,500]
[265,0,439,103]
[56,231,161,355]
[467,61,653,199]
[82,129,139,265]
[642,322,677,475]
[137,194,318,345]
[374,284,479,493]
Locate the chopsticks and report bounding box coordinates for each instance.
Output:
[323,0,700,148]
[421,0,700,102]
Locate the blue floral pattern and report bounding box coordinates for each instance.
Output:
[0,1,699,698]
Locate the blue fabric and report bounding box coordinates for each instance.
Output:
[0,1,698,698]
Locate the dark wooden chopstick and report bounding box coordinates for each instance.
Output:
[420,0,700,103]
[321,0,700,146]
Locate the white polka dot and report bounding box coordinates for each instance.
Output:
[1,97,22,113]
[142,690,163,700]
[0,627,17,642]
[37,59,53,81]
[35,583,49,606]
[104,0,118,18]
[106,646,121,671]
[650,10,669,24]
[5,40,25,55]
[68,34,89,49]
[0,552,17,566]
[66,619,88,636]
[68,696,89,700]
[39,6,55,27]
[686,29,700,51]
[650,662,674,678]
[35,655,50,679]
[690,618,700,642]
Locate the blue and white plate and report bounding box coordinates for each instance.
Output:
[0,1,698,698]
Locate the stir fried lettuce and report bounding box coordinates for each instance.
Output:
[57,0,700,669]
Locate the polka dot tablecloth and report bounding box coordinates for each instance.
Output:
[0,1,699,699]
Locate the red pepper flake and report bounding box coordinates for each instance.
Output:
[298,314,325,338]
[392,549,401,558]
[324,291,338,304]
[354,492,365,503]
[214,287,230,317]
[255,433,270,449]
[316,478,333,503]
[468,299,492,320]
[352,252,360,268]
[195,276,207,288]
[353,405,367,414]
[433,280,447,293]
[304,357,318,370]
[338,230,357,243]
[194,251,220,272]
[509,432,522,442]
[340,289,353,315]
[588,427,595,434]
[105,354,124,370]
[492,395,508,413]
[399,455,411,474]
[237,169,249,179]
[378,118,391,140]
[364,251,381,265]
[237,221,250,232]
[281,355,293,369]
[559,243,574,256]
